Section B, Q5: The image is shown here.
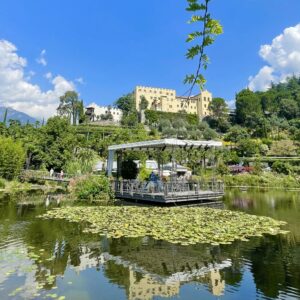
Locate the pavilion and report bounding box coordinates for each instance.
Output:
[107,138,224,204]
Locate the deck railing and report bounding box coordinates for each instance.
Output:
[20,170,75,181]
[113,179,224,196]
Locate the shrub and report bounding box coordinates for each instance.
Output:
[272,161,291,175]
[145,110,198,128]
[252,158,263,175]
[121,159,138,179]
[65,148,99,175]
[0,178,5,189]
[259,144,269,156]
[0,137,25,180]
[202,128,218,140]
[236,139,259,157]
[268,140,298,156]
[72,175,114,201]
[223,173,300,189]
[216,162,230,175]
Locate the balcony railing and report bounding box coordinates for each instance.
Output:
[113,179,224,196]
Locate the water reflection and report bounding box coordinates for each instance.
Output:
[0,190,299,299]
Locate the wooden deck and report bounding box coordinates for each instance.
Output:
[114,180,225,204]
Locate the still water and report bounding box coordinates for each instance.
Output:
[0,190,299,300]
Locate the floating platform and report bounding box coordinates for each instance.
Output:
[114,180,224,204]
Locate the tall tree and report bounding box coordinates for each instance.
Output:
[2,108,8,125]
[205,97,230,132]
[57,91,82,125]
[41,116,77,170]
[279,98,299,120]
[139,95,149,110]
[78,100,86,124]
[235,89,262,125]
[114,93,135,115]
[0,137,25,180]
[209,97,229,119]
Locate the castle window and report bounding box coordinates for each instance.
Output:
[169,105,172,108]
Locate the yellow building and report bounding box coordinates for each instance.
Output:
[134,85,212,118]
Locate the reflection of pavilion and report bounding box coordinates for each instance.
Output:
[71,246,230,299]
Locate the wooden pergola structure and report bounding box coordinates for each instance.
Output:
[107,138,224,204]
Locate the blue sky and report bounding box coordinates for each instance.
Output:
[1,0,300,118]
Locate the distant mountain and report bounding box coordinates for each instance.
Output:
[0,107,39,125]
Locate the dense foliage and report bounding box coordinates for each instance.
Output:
[70,175,114,201]
[0,77,299,185]
[145,110,218,140]
[0,137,25,180]
[0,113,154,180]
[224,173,300,189]
[121,159,138,179]
[145,110,198,126]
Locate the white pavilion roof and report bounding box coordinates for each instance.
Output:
[108,138,222,151]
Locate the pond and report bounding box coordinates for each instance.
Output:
[0,190,299,300]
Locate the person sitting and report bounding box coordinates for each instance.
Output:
[147,171,159,192]
[149,171,157,182]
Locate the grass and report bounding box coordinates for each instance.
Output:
[223,173,300,189]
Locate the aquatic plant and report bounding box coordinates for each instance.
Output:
[40,206,288,246]
[69,174,114,201]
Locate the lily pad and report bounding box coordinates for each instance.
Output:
[39,206,287,246]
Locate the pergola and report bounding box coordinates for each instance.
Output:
[107,138,222,176]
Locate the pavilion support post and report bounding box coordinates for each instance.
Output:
[203,152,206,173]
[117,151,123,179]
[157,149,161,177]
[171,146,176,181]
[107,150,115,177]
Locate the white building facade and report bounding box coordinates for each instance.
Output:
[85,103,123,123]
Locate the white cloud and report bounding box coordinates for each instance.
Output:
[75,77,84,84]
[248,66,276,91]
[25,70,36,81]
[0,39,76,119]
[249,23,300,91]
[44,72,52,80]
[36,49,47,66]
